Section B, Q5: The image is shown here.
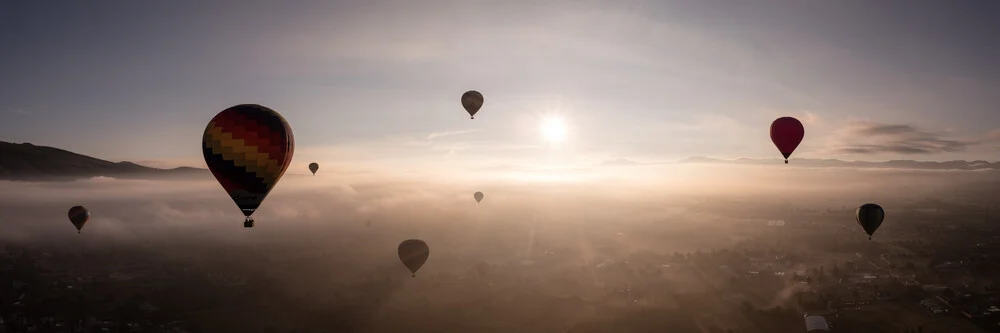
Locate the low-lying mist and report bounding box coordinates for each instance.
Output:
[1,163,998,332]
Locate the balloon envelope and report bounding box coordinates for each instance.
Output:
[308,162,319,175]
[202,104,295,218]
[769,117,805,163]
[856,203,885,239]
[398,239,430,277]
[462,91,484,119]
[474,191,484,203]
[68,206,90,233]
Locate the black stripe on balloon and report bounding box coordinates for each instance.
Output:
[202,146,270,197]
[235,106,288,137]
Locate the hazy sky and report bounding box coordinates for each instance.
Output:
[2,0,999,169]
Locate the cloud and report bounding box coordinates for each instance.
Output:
[827,121,980,155]
[600,158,641,166]
[8,109,28,115]
[986,128,1000,141]
[426,129,483,141]
[798,111,820,126]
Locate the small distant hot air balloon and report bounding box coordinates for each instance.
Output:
[462,90,484,119]
[475,261,492,278]
[309,162,319,176]
[770,117,805,164]
[202,104,295,228]
[474,191,484,205]
[856,203,885,240]
[398,239,429,278]
[365,220,372,228]
[68,206,90,233]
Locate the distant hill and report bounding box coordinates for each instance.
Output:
[0,141,208,181]
[679,156,1000,170]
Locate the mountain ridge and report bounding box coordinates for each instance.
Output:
[4,141,998,182]
[0,141,208,181]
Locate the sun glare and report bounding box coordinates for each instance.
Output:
[540,116,568,143]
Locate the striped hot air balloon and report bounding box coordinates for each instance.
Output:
[202,104,294,228]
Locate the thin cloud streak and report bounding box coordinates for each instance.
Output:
[427,129,483,140]
[825,121,983,155]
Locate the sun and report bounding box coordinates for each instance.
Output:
[540,115,568,143]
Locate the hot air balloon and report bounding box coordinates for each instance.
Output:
[462,90,484,119]
[398,239,429,277]
[309,162,319,175]
[68,206,90,233]
[474,191,484,205]
[769,117,805,164]
[365,220,372,228]
[475,261,492,278]
[202,104,295,228]
[856,203,885,240]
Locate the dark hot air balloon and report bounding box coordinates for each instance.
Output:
[475,261,492,278]
[856,203,885,240]
[202,104,295,228]
[398,239,429,277]
[309,162,319,175]
[462,90,484,119]
[474,191,484,204]
[68,206,90,233]
[770,117,805,164]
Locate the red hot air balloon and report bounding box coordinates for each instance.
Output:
[202,104,295,228]
[769,117,805,164]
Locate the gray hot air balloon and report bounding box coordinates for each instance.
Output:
[462,90,484,119]
[474,191,484,205]
[308,162,319,175]
[856,203,885,240]
[68,206,90,233]
[398,239,429,278]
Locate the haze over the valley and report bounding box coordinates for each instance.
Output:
[2,162,999,331]
[3,0,1000,332]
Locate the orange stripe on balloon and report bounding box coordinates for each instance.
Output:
[212,121,289,168]
[205,124,286,184]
